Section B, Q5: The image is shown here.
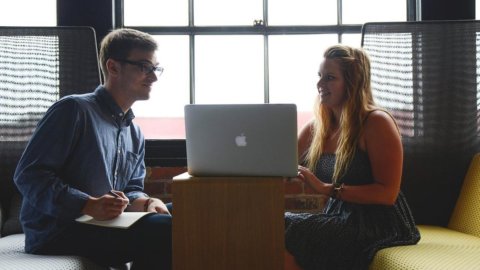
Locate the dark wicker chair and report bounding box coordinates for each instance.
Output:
[362,20,480,270]
[0,26,104,269]
[362,20,480,226]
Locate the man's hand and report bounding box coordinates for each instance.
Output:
[82,191,129,220]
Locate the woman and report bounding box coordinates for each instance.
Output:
[284,45,420,270]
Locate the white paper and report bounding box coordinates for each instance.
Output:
[75,212,152,229]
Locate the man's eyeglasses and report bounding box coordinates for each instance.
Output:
[115,59,164,77]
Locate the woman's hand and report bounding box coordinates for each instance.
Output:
[297,165,333,196]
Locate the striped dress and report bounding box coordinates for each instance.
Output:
[285,150,420,270]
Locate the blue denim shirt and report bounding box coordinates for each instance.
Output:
[14,86,148,253]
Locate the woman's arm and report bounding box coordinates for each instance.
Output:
[297,120,335,196]
[298,120,314,162]
[339,110,403,205]
[297,111,403,205]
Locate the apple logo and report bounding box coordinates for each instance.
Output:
[235,133,247,147]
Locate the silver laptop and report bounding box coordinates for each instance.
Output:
[184,104,298,177]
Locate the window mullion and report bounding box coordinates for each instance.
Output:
[264,35,269,103]
[264,0,269,103]
[337,0,342,43]
[337,0,343,25]
[190,35,195,104]
[189,0,195,104]
[189,0,194,26]
[264,0,269,25]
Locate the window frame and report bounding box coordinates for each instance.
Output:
[115,0,417,166]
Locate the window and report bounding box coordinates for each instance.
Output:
[0,1,57,142]
[0,0,56,26]
[121,0,410,140]
[477,0,480,19]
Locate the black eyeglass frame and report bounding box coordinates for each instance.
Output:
[115,59,164,76]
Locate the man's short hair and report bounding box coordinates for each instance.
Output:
[99,28,158,80]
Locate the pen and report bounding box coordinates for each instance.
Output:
[108,190,131,206]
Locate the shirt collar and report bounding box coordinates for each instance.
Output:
[94,86,135,126]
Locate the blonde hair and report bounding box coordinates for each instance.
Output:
[306,45,376,182]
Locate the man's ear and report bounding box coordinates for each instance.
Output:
[106,59,120,77]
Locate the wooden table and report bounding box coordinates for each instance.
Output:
[172,173,285,270]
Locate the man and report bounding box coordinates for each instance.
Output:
[14,28,171,269]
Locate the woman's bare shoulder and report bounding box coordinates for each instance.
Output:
[365,110,397,128]
[363,110,400,140]
[299,119,315,140]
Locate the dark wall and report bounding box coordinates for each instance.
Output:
[422,0,475,20]
[57,0,114,47]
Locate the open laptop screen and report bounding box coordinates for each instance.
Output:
[184,104,298,177]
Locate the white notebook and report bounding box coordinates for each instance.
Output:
[75,212,153,229]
